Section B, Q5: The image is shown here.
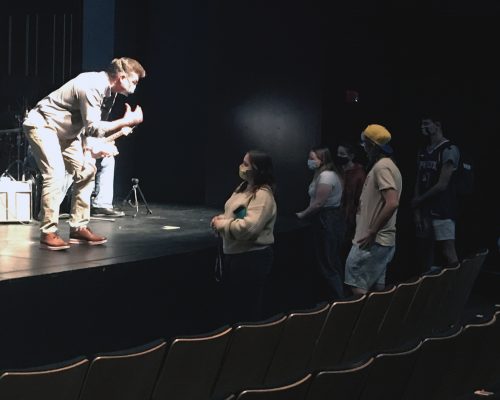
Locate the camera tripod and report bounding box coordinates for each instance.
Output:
[122,178,152,217]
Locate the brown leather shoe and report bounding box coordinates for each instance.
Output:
[69,227,107,245]
[40,232,70,251]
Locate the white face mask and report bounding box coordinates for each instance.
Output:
[120,76,137,96]
[307,159,320,170]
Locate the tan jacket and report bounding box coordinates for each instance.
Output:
[216,185,277,254]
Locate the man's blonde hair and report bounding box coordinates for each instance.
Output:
[107,57,146,78]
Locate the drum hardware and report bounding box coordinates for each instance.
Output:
[1,110,29,181]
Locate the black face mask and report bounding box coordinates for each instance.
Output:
[334,155,350,166]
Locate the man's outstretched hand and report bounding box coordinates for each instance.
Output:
[123,103,143,126]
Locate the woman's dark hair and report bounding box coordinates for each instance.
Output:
[236,150,275,193]
[311,146,341,175]
[338,140,365,165]
[337,141,356,158]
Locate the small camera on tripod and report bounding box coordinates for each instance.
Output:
[123,177,152,216]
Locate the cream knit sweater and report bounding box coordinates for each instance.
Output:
[216,185,277,254]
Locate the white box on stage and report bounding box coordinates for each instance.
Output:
[0,178,32,222]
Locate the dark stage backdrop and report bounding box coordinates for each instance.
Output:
[1,1,82,177]
[111,0,323,214]
[1,1,83,110]
[321,13,500,279]
[202,1,322,215]
[110,1,500,269]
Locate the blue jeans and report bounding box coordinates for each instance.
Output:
[92,156,115,208]
[312,207,345,299]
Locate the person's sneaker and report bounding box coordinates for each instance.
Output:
[91,207,125,217]
[40,232,71,250]
[69,227,107,245]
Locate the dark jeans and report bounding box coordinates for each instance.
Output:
[222,246,273,324]
[312,207,345,300]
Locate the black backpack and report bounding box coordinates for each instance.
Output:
[439,142,475,196]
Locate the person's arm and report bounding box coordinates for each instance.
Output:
[346,170,366,222]
[411,161,454,208]
[357,188,399,249]
[214,189,275,241]
[78,85,143,137]
[296,183,332,218]
[413,166,422,201]
[413,163,424,228]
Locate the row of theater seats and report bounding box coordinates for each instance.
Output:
[0,249,494,399]
[226,310,500,399]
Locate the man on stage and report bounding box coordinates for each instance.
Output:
[23,57,146,250]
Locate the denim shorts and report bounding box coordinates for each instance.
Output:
[345,243,395,291]
[432,218,455,241]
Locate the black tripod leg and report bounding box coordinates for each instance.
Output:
[136,185,152,214]
[122,187,135,205]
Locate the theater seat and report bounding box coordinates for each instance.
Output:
[359,341,422,400]
[306,357,374,400]
[308,294,366,371]
[152,326,232,400]
[342,285,396,364]
[264,302,330,387]
[442,249,489,329]
[0,356,88,400]
[436,313,497,398]
[78,339,166,400]
[402,327,463,400]
[235,374,312,400]
[211,314,288,399]
[376,277,421,352]
[400,271,445,345]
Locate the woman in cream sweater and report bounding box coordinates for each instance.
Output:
[211,150,277,323]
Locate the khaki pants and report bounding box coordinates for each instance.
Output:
[23,124,96,234]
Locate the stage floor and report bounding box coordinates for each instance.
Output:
[0,203,226,281]
[0,203,301,282]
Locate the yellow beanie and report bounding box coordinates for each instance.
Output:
[363,124,391,145]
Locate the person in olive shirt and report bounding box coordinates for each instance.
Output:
[345,124,402,295]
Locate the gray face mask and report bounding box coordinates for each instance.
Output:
[307,159,320,170]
